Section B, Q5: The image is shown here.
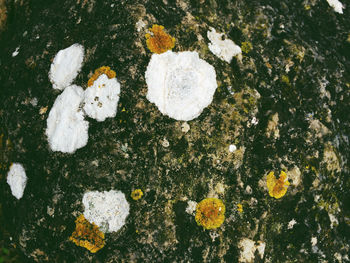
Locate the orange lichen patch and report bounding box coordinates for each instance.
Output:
[131,189,143,200]
[69,215,105,253]
[267,171,290,199]
[195,198,225,230]
[145,24,175,54]
[87,66,116,87]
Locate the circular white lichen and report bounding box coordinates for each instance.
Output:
[82,190,130,233]
[145,51,217,121]
[7,163,27,200]
[83,74,121,122]
[46,85,89,153]
[49,44,84,90]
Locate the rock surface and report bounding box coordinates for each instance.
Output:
[0,0,349,262]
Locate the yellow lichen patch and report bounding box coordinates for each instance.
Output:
[304,4,311,10]
[241,41,253,53]
[131,189,143,200]
[195,198,225,230]
[69,215,105,253]
[237,203,243,213]
[145,24,175,54]
[267,171,290,199]
[87,66,116,87]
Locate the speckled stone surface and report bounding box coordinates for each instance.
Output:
[0,0,349,262]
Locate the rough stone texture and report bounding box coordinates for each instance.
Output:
[0,0,349,262]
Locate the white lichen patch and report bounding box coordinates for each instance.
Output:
[311,237,318,246]
[229,144,237,152]
[49,44,84,90]
[181,122,190,133]
[12,46,20,57]
[256,241,266,260]
[215,182,226,195]
[329,213,339,229]
[238,238,266,262]
[83,74,121,122]
[326,0,344,14]
[145,51,217,121]
[7,163,27,200]
[287,219,297,229]
[162,138,170,147]
[207,27,241,63]
[135,19,146,32]
[185,200,197,216]
[46,85,89,153]
[82,190,130,233]
[238,238,256,263]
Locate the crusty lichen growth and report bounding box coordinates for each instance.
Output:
[195,198,225,230]
[131,189,143,200]
[237,203,243,213]
[267,171,290,199]
[145,24,175,54]
[87,66,116,87]
[69,215,105,253]
[241,41,253,54]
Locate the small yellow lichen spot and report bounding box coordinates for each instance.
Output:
[241,41,253,53]
[304,4,311,10]
[131,189,143,200]
[267,171,290,199]
[281,75,290,85]
[237,203,243,213]
[88,66,116,87]
[39,106,48,115]
[69,215,105,253]
[145,24,175,54]
[195,198,225,230]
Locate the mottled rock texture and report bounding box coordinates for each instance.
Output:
[0,0,349,262]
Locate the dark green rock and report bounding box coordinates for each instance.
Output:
[0,0,349,262]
